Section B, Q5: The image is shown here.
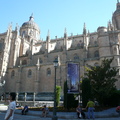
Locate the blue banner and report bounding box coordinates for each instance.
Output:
[67,62,80,93]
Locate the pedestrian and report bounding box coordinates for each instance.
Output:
[4,92,16,120]
[41,105,49,117]
[86,99,95,119]
[76,105,86,119]
[21,105,29,115]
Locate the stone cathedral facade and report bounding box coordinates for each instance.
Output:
[0,2,120,101]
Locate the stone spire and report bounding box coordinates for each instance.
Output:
[108,20,114,31]
[6,22,12,39]
[15,23,19,37]
[46,30,50,42]
[83,23,87,35]
[64,27,67,38]
[45,30,50,54]
[107,20,111,31]
[15,23,19,31]
[29,13,34,21]
[46,30,50,45]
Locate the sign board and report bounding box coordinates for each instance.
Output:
[67,62,80,93]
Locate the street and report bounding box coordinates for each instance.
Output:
[0,112,120,120]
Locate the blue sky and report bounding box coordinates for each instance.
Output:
[0,0,117,40]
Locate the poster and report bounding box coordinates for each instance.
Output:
[67,62,80,93]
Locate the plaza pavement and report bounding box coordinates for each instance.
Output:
[0,112,120,120]
[0,106,120,119]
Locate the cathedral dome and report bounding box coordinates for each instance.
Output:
[21,15,40,32]
[112,1,120,30]
[113,1,120,16]
[97,26,107,33]
[113,9,120,16]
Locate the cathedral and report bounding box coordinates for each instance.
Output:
[0,1,120,103]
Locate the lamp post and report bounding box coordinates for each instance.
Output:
[52,58,59,120]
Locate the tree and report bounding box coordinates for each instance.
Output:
[84,58,119,106]
[82,78,91,107]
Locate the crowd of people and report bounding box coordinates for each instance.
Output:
[3,93,120,120]
[3,94,98,120]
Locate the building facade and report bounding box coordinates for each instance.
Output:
[0,2,120,101]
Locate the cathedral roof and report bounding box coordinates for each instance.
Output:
[21,14,40,32]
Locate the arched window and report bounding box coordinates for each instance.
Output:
[11,70,15,78]
[94,51,99,57]
[47,68,51,76]
[22,60,27,65]
[74,54,79,61]
[28,69,32,77]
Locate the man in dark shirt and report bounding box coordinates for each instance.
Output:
[76,105,86,119]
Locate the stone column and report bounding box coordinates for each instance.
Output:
[25,92,27,102]
[16,92,18,102]
[33,92,35,102]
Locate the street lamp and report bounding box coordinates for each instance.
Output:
[52,58,59,120]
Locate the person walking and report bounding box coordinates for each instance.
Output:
[5,92,16,120]
[86,99,95,119]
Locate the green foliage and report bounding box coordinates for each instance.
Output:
[84,58,119,106]
[56,85,61,106]
[82,78,92,107]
